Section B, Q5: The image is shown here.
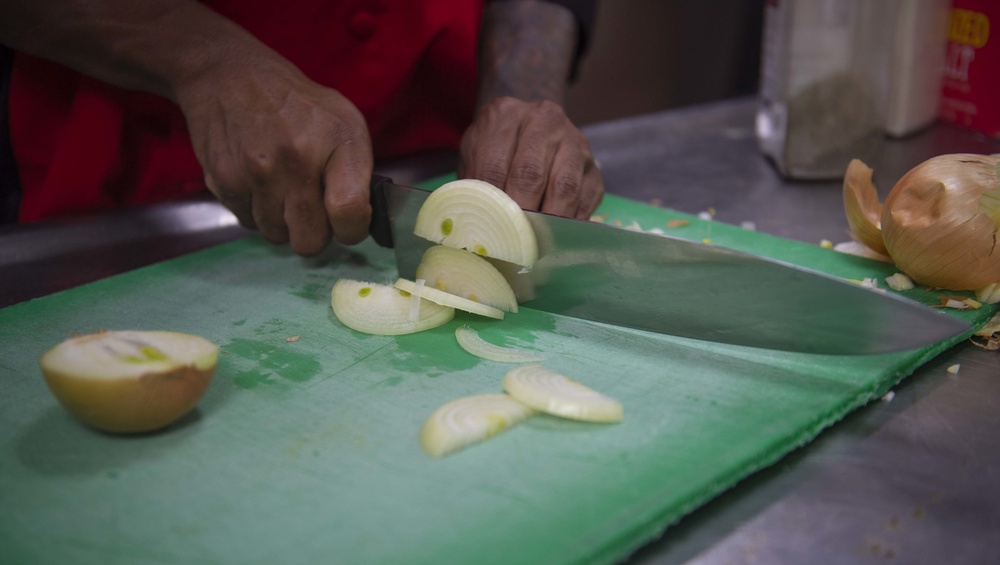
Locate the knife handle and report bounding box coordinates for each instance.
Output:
[369,174,394,248]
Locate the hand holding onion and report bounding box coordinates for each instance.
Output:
[844,154,1000,301]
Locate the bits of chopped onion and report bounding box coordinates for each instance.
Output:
[454,326,546,363]
[849,277,880,289]
[932,296,981,310]
[418,394,536,457]
[832,240,893,263]
[331,279,454,335]
[885,272,915,291]
[502,365,623,423]
[394,278,504,320]
[976,282,1000,304]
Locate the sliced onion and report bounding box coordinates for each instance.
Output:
[502,365,623,423]
[413,179,538,267]
[331,279,454,335]
[394,278,504,320]
[415,245,519,313]
[418,393,536,457]
[454,326,546,363]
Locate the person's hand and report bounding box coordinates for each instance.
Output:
[458,97,603,220]
[176,49,373,256]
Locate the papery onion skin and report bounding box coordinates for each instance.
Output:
[843,159,888,255]
[880,154,1000,290]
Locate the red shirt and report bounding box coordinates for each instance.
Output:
[8,0,482,221]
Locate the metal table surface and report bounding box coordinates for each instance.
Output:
[2,98,998,564]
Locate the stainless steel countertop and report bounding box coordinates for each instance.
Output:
[2,98,998,564]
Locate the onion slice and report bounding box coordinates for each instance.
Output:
[454,326,546,363]
[331,279,454,335]
[418,393,536,457]
[416,245,519,312]
[394,278,504,320]
[413,179,539,267]
[502,365,623,423]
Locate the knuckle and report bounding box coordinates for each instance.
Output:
[510,161,546,189]
[327,189,369,219]
[479,159,510,187]
[551,173,582,200]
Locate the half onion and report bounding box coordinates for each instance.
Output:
[415,245,519,313]
[39,330,218,433]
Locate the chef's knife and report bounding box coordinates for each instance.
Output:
[369,176,971,355]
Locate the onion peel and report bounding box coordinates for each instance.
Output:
[843,159,888,255]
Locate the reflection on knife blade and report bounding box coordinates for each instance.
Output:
[374,178,970,355]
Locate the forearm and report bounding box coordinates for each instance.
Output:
[0,0,270,103]
[476,0,578,108]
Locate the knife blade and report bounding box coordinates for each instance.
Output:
[369,176,971,355]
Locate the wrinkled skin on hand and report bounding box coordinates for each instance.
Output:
[176,53,373,257]
[458,96,604,220]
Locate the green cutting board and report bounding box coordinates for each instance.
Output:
[1,182,993,565]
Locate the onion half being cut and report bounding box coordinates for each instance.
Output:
[332,279,454,335]
[413,179,539,267]
[416,245,519,313]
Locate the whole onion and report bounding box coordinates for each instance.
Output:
[843,154,1000,293]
